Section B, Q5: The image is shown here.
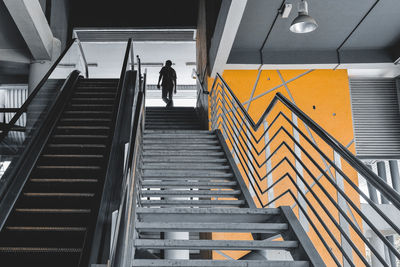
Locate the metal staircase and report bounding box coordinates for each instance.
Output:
[127,107,324,266]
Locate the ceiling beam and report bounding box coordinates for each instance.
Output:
[3,0,54,60]
[0,49,31,64]
[209,0,248,77]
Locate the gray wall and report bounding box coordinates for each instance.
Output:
[0,2,28,50]
[50,0,70,50]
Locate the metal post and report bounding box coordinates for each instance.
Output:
[366,164,379,203]
[387,160,399,267]
[371,162,387,267]
[389,160,400,192]
[376,161,388,204]
[333,151,353,267]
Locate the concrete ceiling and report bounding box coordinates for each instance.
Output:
[0,2,30,78]
[70,0,199,28]
[227,0,400,66]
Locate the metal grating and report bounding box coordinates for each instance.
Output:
[75,29,196,42]
[350,78,400,159]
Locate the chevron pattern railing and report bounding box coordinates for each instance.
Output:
[209,73,400,267]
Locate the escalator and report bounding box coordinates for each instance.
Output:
[0,79,118,266]
[0,39,139,266]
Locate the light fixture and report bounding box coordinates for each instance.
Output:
[290,0,318,34]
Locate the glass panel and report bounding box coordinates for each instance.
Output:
[0,40,87,181]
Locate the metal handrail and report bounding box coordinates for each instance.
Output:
[87,38,135,265]
[76,38,89,78]
[0,38,89,142]
[209,73,400,266]
[109,53,146,267]
[210,73,400,210]
[215,106,399,265]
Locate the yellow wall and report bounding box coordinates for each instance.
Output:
[209,69,364,266]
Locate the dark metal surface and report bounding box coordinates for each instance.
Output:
[0,70,81,231]
[88,39,136,265]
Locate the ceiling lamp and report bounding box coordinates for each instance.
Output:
[290,0,318,33]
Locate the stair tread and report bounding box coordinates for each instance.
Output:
[141,200,245,206]
[30,179,98,183]
[131,260,309,267]
[137,207,280,215]
[5,226,86,232]
[135,239,298,249]
[0,247,82,253]
[136,222,288,232]
[140,190,241,196]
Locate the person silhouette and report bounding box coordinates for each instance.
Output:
[157,60,177,108]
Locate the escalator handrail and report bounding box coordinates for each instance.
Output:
[110,62,146,267]
[0,70,82,231]
[87,38,135,265]
[0,38,87,142]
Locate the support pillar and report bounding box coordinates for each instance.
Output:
[28,38,61,92]
[371,161,389,267]
[164,194,189,260]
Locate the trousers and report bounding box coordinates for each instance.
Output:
[162,86,173,106]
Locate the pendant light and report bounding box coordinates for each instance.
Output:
[290,0,318,33]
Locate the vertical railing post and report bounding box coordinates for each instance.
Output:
[333,151,353,266]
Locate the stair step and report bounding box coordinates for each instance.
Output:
[142,171,232,178]
[18,192,95,209]
[143,151,224,157]
[144,134,216,139]
[144,130,211,134]
[45,144,106,154]
[31,165,102,179]
[73,92,116,96]
[135,222,288,233]
[70,98,115,104]
[140,189,241,197]
[51,135,108,144]
[146,126,202,130]
[27,179,98,193]
[131,260,309,267]
[55,126,110,135]
[135,239,298,250]
[140,200,245,207]
[141,181,236,189]
[9,209,91,227]
[136,208,280,223]
[0,228,85,247]
[143,145,221,150]
[38,154,104,166]
[143,157,227,163]
[143,139,218,144]
[142,163,229,170]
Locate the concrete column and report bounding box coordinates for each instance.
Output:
[334,152,353,266]
[389,160,400,192]
[164,231,190,259]
[366,164,379,203]
[387,160,399,267]
[164,193,189,260]
[370,232,387,267]
[371,161,388,267]
[28,38,61,92]
[377,161,389,204]
[4,0,55,60]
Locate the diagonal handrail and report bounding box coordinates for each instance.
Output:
[0,38,89,142]
[210,73,400,210]
[208,73,400,266]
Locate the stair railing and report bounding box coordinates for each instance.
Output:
[209,73,400,266]
[0,38,89,226]
[109,55,147,267]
